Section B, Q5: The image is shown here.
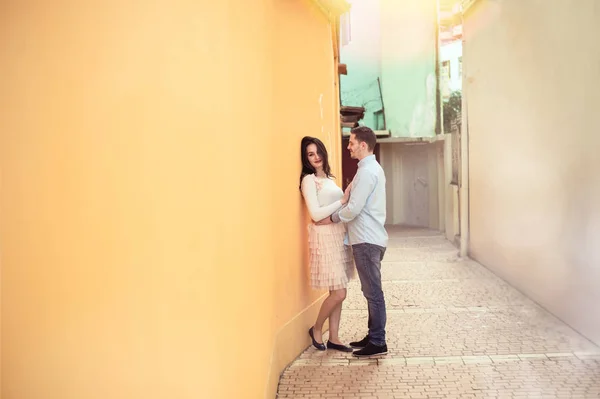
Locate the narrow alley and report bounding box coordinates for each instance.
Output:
[277,226,600,398]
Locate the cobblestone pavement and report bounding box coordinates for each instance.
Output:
[277,227,600,398]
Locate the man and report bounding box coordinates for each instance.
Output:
[329,126,388,357]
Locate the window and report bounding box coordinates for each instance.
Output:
[441,60,451,79]
[441,60,451,99]
[340,11,351,46]
[458,56,462,78]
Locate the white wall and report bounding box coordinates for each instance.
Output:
[440,39,462,95]
[465,0,600,345]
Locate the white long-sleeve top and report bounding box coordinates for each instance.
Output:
[301,174,344,222]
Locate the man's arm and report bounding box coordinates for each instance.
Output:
[331,170,377,223]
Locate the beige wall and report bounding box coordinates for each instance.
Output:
[465,0,600,345]
[443,134,460,244]
[0,1,342,398]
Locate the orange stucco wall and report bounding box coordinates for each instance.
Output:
[0,1,341,398]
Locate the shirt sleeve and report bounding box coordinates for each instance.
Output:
[301,175,343,222]
[334,169,377,223]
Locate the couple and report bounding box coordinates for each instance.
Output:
[300,126,388,358]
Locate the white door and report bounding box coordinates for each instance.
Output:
[402,145,429,227]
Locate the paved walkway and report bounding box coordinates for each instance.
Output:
[277,227,600,398]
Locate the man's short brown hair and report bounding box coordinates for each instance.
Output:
[351,126,377,151]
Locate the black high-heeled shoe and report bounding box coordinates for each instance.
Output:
[308,327,326,351]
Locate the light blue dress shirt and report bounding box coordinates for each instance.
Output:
[332,154,388,247]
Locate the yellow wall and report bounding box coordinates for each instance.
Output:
[464,0,600,345]
[0,1,341,398]
[267,0,343,396]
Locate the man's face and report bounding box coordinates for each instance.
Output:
[347,133,364,160]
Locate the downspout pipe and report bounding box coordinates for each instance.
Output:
[459,37,469,258]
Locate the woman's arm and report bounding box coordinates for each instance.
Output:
[301,175,343,222]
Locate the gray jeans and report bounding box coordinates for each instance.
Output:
[352,243,387,346]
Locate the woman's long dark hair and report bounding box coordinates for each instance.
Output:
[299,136,334,189]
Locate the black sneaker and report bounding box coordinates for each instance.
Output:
[349,335,370,349]
[352,342,388,357]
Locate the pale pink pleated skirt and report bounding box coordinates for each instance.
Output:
[308,223,355,290]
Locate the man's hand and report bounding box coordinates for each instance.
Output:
[315,216,333,225]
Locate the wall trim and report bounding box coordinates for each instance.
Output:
[311,0,351,19]
[462,0,481,14]
[264,294,328,399]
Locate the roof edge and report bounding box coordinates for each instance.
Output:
[312,0,351,19]
[462,0,480,14]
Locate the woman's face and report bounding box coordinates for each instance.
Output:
[306,143,323,170]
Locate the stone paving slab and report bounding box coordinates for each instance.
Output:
[338,310,597,357]
[384,237,456,249]
[385,226,443,237]
[381,261,498,281]
[344,279,536,310]
[279,358,600,398]
[296,309,598,360]
[277,228,600,399]
[382,248,459,262]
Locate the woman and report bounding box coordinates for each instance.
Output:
[300,136,355,352]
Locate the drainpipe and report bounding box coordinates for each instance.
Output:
[459,109,469,257]
[459,37,469,258]
[434,1,442,136]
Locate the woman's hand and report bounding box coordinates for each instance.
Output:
[341,183,352,205]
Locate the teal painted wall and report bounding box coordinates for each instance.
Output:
[340,63,383,130]
[340,0,438,138]
[339,0,383,131]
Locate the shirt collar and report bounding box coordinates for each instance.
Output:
[358,154,376,167]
